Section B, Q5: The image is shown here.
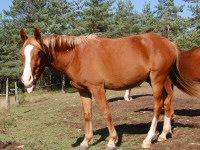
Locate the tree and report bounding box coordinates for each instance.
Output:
[140,0,158,33]
[183,0,200,30]
[64,0,86,35]
[155,0,184,39]
[44,0,70,35]
[0,16,22,78]
[174,0,200,49]
[108,0,139,37]
[82,0,115,35]
[0,0,70,90]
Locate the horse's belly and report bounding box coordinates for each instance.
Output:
[104,68,149,90]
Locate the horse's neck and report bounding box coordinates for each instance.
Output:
[47,47,74,75]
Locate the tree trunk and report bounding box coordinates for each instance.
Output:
[167,0,170,40]
[5,78,10,110]
[0,79,3,93]
[62,74,66,93]
[15,82,19,105]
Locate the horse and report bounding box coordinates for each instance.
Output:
[19,28,199,149]
[124,47,200,119]
[179,47,200,81]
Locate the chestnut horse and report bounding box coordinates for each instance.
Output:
[179,47,200,81]
[124,47,200,119]
[19,28,199,149]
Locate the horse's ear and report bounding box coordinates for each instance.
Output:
[20,28,28,43]
[34,27,41,40]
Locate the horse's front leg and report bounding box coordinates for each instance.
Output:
[89,85,118,150]
[79,91,93,149]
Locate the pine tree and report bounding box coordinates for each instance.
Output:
[44,0,70,35]
[175,0,200,49]
[183,0,200,30]
[82,0,115,35]
[155,0,184,39]
[140,0,157,33]
[0,0,67,86]
[109,0,139,37]
[0,13,3,71]
[64,0,85,35]
[0,14,22,78]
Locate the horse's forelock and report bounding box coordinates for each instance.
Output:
[24,37,42,50]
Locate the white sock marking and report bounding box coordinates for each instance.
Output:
[159,116,171,139]
[124,89,132,100]
[145,116,158,143]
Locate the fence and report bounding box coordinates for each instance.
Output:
[0,78,19,111]
[0,75,67,112]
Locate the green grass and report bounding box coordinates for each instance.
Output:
[0,86,199,150]
[0,89,83,149]
[0,88,153,149]
[0,89,133,149]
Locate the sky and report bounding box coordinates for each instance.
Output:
[0,0,192,18]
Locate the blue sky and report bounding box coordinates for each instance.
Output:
[0,0,192,18]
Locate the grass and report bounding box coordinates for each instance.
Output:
[0,86,199,150]
[0,89,137,149]
[0,89,83,149]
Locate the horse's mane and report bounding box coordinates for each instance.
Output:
[42,34,97,50]
[25,34,97,51]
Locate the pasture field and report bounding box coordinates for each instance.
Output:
[0,85,199,150]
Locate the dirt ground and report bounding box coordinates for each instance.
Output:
[71,86,200,150]
[0,141,24,150]
[0,85,200,150]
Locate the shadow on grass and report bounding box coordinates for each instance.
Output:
[108,94,153,103]
[135,108,200,117]
[72,120,196,148]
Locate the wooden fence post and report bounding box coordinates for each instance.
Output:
[5,78,10,110]
[15,82,19,105]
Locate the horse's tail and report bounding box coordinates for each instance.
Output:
[170,49,200,97]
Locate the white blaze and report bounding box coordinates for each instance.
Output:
[23,44,34,86]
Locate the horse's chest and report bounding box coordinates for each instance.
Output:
[70,81,87,91]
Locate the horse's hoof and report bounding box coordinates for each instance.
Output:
[124,98,130,101]
[142,141,151,149]
[80,144,88,150]
[106,145,116,150]
[158,135,166,142]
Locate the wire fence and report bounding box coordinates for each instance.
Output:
[0,75,68,112]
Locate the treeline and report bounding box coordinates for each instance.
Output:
[0,0,200,92]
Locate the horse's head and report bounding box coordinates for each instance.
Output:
[20,28,46,93]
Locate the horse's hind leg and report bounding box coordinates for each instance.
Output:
[142,71,166,148]
[124,89,132,101]
[89,85,118,150]
[79,91,93,149]
[158,77,173,142]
